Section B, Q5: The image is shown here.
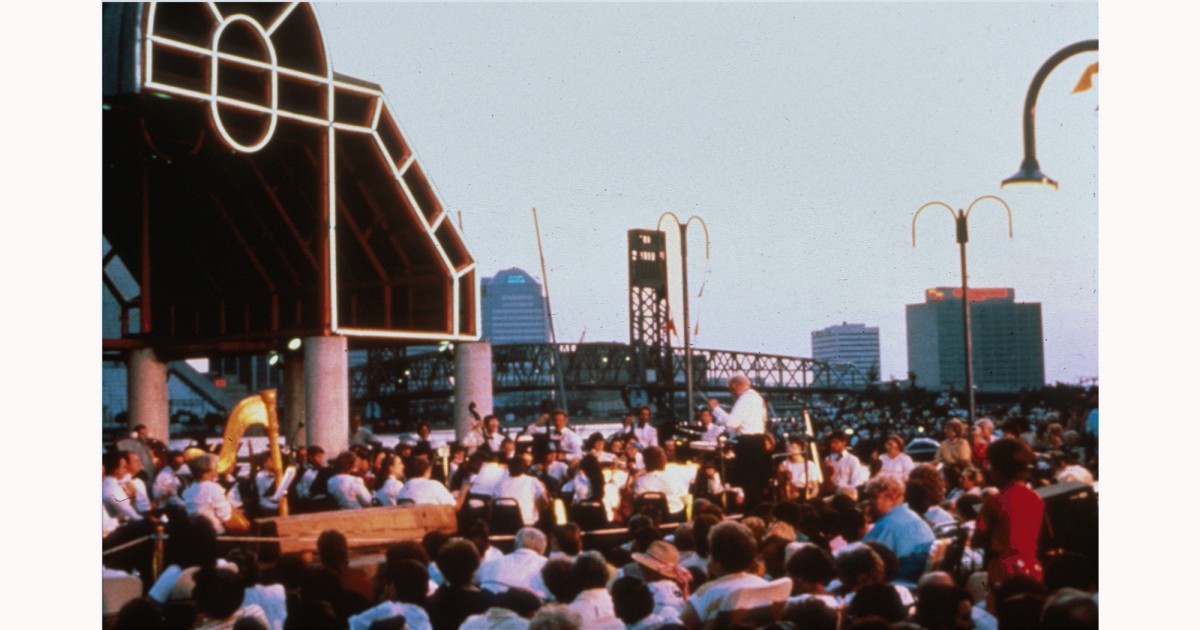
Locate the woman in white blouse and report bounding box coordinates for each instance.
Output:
[373,454,405,507]
[875,434,916,482]
[328,451,373,510]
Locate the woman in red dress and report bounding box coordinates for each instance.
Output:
[973,437,1044,585]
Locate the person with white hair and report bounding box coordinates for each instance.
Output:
[708,374,770,507]
[182,453,235,534]
[476,527,549,599]
[861,475,935,584]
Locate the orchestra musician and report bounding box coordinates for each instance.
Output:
[708,374,770,508]
[778,435,821,500]
[463,414,507,456]
[522,409,583,462]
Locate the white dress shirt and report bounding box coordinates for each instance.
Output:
[633,470,685,514]
[121,473,152,514]
[103,502,121,537]
[154,467,186,507]
[476,548,548,598]
[348,602,432,630]
[469,463,509,497]
[397,477,456,506]
[255,470,279,511]
[183,480,233,534]
[685,572,768,625]
[712,388,766,435]
[827,451,869,490]
[569,588,625,629]
[700,422,726,441]
[876,453,916,482]
[497,474,547,525]
[783,459,822,488]
[103,476,144,523]
[296,467,320,499]
[633,423,660,448]
[374,477,404,507]
[328,474,372,510]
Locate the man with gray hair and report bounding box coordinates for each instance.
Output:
[861,475,935,584]
[708,374,769,507]
[477,527,550,599]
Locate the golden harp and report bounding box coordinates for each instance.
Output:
[214,389,289,522]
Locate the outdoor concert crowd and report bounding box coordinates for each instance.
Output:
[102,382,1099,630]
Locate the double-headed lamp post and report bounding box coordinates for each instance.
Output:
[1001,39,1099,189]
[657,212,710,420]
[912,195,1014,425]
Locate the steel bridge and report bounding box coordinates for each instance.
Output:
[350,342,872,426]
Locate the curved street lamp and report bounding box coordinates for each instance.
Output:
[912,195,1014,424]
[1001,39,1099,189]
[658,212,711,420]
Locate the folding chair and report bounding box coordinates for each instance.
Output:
[712,577,794,628]
[491,497,526,535]
[569,500,609,531]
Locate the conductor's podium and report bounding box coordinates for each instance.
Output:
[255,504,456,558]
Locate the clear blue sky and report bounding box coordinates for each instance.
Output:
[314,2,1099,384]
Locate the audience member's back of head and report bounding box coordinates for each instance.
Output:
[848,583,906,624]
[115,597,164,630]
[283,600,338,630]
[436,539,481,588]
[418,530,448,565]
[1040,588,1099,629]
[708,521,757,574]
[835,546,884,592]
[387,559,430,606]
[611,576,655,625]
[541,557,579,603]
[569,551,610,591]
[515,527,548,555]
[692,514,721,558]
[914,583,974,630]
[496,587,543,619]
[317,529,350,569]
[996,592,1046,630]
[528,604,582,630]
[786,544,837,587]
[862,541,900,584]
[633,523,662,553]
[192,567,245,621]
[783,598,838,630]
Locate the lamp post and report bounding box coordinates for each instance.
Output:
[1001,39,1099,189]
[912,195,1014,424]
[657,212,710,420]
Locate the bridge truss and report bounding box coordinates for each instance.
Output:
[350,343,872,427]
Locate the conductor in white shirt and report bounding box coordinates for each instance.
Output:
[708,374,770,508]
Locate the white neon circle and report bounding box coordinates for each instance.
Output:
[210,15,279,153]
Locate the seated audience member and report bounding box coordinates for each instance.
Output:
[861,476,934,583]
[528,604,583,630]
[567,552,624,629]
[907,464,955,526]
[318,529,374,602]
[540,557,579,605]
[914,583,975,630]
[192,568,269,630]
[631,540,692,618]
[226,549,287,630]
[327,451,372,510]
[784,544,840,610]
[347,559,432,630]
[477,527,550,599]
[1039,588,1098,630]
[550,523,584,560]
[782,598,838,630]
[612,576,679,629]
[833,546,885,598]
[460,587,543,630]
[466,519,504,564]
[679,521,769,628]
[919,571,997,630]
[997,592,1046,630]
[428,539,496,630]
[846,582,906,625]
[862,542,913,607]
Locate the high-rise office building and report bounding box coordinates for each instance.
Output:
[811,322,881,382]
[906,287,1044,393]
[481,268,551,344]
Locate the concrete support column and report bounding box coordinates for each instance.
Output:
[454,342,493,442]
[282,354,306,447]
[303,335,349,454]
[127,347,170,443]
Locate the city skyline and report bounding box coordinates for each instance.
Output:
[314,2,1099,385]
